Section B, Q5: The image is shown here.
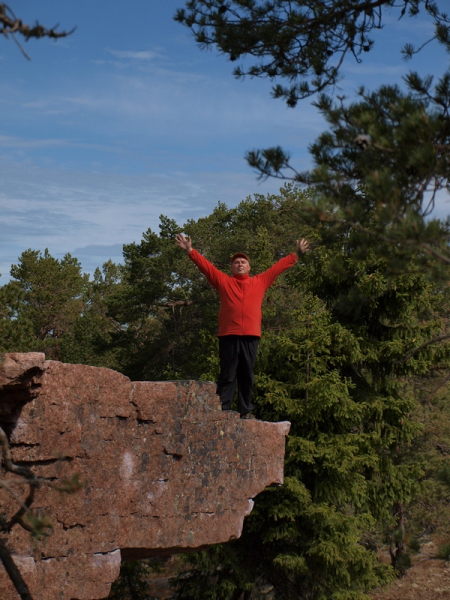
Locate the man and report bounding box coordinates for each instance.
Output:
[175,233,309,418]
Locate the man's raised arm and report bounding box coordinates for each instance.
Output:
[258,237,310,289]
[175,233,226,290]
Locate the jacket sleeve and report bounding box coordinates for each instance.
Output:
[258,252,298,290]
[188,249,227,290]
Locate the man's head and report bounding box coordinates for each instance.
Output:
[231,253,251,276]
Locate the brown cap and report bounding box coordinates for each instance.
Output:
[231,252,250,264]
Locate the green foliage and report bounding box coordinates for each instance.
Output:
[97,188,316,381]
[0,248,89,360]
[436,542,450,560]
[0,279,33,352]
[172,544,255,600]
[109,559,159,600]
[437,462,450,488]
[60,260,126,369]
[0,250,127,369]
[53,473,85,494]
[403,376,450,546]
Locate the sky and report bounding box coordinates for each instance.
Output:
[0,1,448,283]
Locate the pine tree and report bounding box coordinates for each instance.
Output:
[60,260,125,369]
[0,249,89,360]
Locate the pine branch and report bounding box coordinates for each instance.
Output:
[396,332,450,364]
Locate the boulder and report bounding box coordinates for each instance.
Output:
[0,353,289,599]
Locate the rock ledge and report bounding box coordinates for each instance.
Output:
[0,353,289,600]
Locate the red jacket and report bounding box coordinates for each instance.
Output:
[189,249,298,337]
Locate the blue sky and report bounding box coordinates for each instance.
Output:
[0,1,448,282]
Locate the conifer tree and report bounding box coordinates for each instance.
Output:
[0,249,89,360]
[60,260,125,369]
[108,559,158,600]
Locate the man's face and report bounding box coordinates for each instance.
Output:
[231,257,251,276]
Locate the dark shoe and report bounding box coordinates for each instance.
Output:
[240,412,256,420]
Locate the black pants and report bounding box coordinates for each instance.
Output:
[217,335,259,415]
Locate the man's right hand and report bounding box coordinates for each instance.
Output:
[175,233,193,254]
[295,238,310,255]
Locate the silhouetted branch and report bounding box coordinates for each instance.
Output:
[0,425,39,598]
[0,3,75,60]
[0,538,33,600]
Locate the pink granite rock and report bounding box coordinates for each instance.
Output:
[0,353,290,600]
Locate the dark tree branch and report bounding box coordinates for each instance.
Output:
[0,3,75,60]
[0,538,33,600]
[0,426,35,480]
[176,0,450,102]
[0,426,39,533]
[0,425,38,598]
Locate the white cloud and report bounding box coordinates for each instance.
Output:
[0,134,67,148]
[343,63,405,76]
[382,11,436,37]
[2,55,322,154]
[107,49,161,61]
[0,157,288,282]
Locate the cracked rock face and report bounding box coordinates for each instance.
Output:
[0,353,290,600]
